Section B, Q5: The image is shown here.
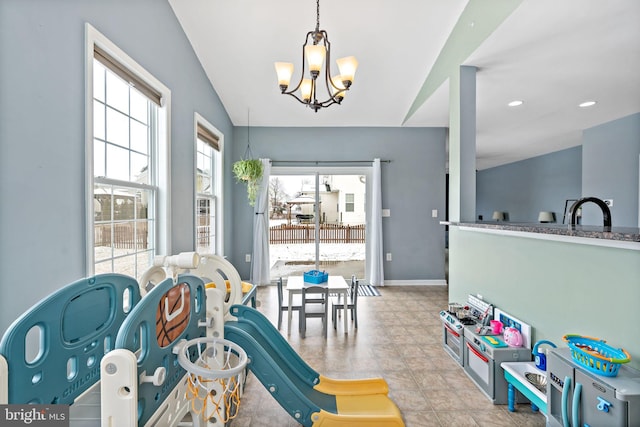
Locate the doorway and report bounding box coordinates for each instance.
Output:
[268,168,367,281]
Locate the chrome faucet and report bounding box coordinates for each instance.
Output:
[568,197,612,231]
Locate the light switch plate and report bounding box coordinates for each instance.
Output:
[432,209,438,218]
[382,209,391,217]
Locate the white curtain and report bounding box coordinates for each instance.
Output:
[251,158,271,285]
[368,158,384,285]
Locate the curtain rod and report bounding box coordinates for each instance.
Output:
[270,159,391,165]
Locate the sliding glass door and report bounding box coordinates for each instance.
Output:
[268,167,367,282]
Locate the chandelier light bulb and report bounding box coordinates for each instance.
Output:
[331,75,346,100]
[274,62,294,90]
[300,78,313,102]
[336,56,358,87]
[305,44,326,77]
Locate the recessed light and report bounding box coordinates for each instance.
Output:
[508,100,523,107]
[579,101,597,108]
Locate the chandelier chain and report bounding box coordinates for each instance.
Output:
[315,0,320,32]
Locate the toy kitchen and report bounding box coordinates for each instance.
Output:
[440,295,531,405]
[442,295,640,426]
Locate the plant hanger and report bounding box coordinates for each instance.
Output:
[242,108,255,160]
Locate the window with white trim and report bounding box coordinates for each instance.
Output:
[86,25,171,279]
[345,193,355,212]
[195,117,222,254]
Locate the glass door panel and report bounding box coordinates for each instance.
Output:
[317,173,365,279]
[269,174,316,280]
[268,171,366,281]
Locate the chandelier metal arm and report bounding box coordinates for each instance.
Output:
[321,35,347,98]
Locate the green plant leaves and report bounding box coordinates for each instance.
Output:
[233,159,263,206]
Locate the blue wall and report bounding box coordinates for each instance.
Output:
[477,147,582,223]
[582,113,640,227]
[0,0,233,334]
[229,127,448,282]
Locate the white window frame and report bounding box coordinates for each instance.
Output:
[84,23,171,276]
[194,113,224,255]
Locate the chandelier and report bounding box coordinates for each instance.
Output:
[274,0,358,112]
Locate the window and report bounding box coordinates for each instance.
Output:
[195,115,223,254]
[345,193,355,212]
[86,24,171,279]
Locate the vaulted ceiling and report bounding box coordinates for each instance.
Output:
[169,0,640,169]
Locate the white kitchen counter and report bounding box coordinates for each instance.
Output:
[501,361,548,415]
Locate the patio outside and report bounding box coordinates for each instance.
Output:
[269,242,365,282]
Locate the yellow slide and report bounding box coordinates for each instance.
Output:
[312,376,402,426]
[205,280,253,293]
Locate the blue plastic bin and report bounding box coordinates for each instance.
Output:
[303,270,328,284]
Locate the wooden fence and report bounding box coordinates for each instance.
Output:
[95,222,148,249]
[196,226,211,248]
[269,224,365,244]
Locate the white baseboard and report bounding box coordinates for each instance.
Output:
[381,279,448,286]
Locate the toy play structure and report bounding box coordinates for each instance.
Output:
[0,252,404,426]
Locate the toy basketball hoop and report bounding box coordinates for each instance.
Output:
[176,337,248,424]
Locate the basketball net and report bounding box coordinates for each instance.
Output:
[181,338,247,424]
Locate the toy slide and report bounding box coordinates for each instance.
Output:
[225,305,404,427]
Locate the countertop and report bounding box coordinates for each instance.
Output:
[444,221,640,243]
[501,361,547,411]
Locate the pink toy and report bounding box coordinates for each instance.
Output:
[503,327,523,347]
[490,320,503,334]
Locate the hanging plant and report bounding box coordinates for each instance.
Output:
[233,158,263,206]
[234,108,263,206]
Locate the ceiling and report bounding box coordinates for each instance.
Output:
[169,0,640,170]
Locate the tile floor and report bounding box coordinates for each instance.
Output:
[231,284,546,427]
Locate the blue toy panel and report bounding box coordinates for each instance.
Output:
[114,274,206,426]
[0,274,141,405]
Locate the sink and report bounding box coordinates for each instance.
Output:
[502,361,547,413]
[525,372,547,394]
